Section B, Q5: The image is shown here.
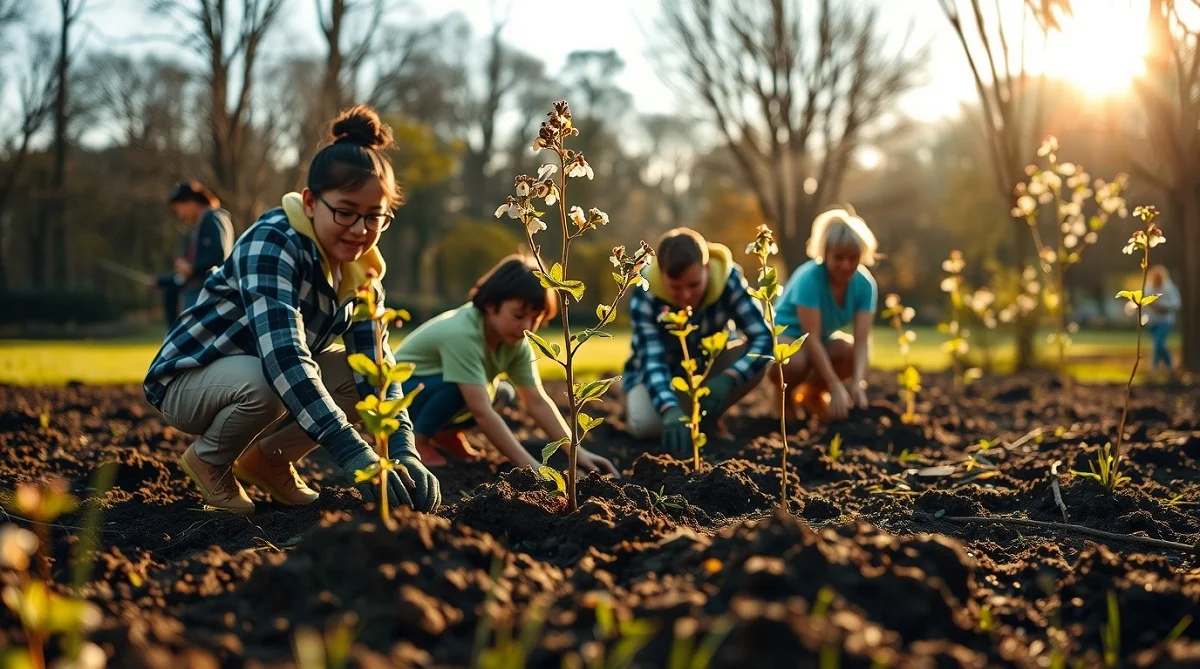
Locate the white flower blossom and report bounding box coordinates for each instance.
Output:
[569,206,587,228]
[567,158,594,180]
[1064,234,1079,249]
[516,181,530,197]
[1016,194,1037,215]
[537,163,558,180]
[589,208,610,226]
[525,217,547,236]
[1028,180,1048,196]
[885,294,900,309]
[902,307,916,323]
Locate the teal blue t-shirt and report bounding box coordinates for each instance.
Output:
[774,260,878,339]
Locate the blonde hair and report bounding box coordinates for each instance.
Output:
[806,208,877,267]
[1147,264,1170,286]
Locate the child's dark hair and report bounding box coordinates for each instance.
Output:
[308,105,404,208]
[656,227,709,278]
[470,255,558,326]
[168,181,219,208]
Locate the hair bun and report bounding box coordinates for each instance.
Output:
[330,105,393,150]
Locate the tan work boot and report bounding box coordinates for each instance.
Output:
[233,444,320,506]
[180,444,255,514]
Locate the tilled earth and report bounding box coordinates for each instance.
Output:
[1,371,1198,667]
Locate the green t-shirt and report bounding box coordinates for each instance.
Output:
[395,303,539,387]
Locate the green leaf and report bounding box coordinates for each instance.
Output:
[534,264,586,301]
[347,353,381,385]
[354,461,382,483]
[694,432,707,450]
[671,377,690,393]
[574,377,616,403]
[701,331,729,358]
[383,360,416,386]
[379,390,420,418]
[578,413,604,434]
[538,466,567,496]
[1141,293,1160,306]
[774,340,802,364]
[525,330,562,362]
[560,280,585,301]
[542,437,569,464]
[899,365,922,391]
[596,304,611,322]
[773,324,788,337]
[1116,289,1141,303]
[612,272,625,287]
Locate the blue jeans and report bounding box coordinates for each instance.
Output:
[400,375,516,436]
[1147,322,1172,369]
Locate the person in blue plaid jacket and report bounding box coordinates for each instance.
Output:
[143,106,439,515]
[622,227,773,453]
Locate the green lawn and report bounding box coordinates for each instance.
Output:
[0,326,1179,386]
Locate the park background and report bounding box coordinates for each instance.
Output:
[0,0,1195,384]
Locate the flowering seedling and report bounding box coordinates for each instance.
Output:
[345,272,423,529]
[660,307,729,469]
[1074,206,1165,492]
[881,293,919,424]
[1012,136,1128,378]
[745,224,805,512]
[939,251,970,384]
[496,100,653,512]
[963,286,998,373]
[1,480,102,669]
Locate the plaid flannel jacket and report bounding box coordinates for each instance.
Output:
[621,265,772,414]
[143,208,412,457]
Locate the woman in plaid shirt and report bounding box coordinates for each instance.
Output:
[143,106,440,515]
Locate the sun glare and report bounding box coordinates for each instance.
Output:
[1040,2,1150,96]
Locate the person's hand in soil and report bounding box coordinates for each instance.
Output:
[661,406,691,455]
[848,382,868,411]
[392,451,441,512]
[698,373,736,422]
[828,384,853,421]
[576,447,620,477]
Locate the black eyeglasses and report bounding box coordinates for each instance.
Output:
[319,195,393,232]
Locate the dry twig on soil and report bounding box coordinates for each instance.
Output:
[941,515,1198,555]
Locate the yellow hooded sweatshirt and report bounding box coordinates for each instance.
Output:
[280,192,385,305]
[645,242,735,309]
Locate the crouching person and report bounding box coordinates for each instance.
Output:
[393,255,619,476]
[622,227,773,454]
[773,208,879,422]
[142,105,440,514]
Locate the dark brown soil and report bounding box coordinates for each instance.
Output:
[2,370,1199,667]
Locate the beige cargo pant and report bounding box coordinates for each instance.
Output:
[624,342,767,439]
[157,346,360,466]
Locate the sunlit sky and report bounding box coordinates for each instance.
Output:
[8,0,1155,151]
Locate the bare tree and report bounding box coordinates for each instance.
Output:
[0,40,56,292]
[459,15,545,218]
[655,0,925,269]
[44,0,88,287]
[1118,0,1200,371]
[939,0,1055,370]
[150,0,286,230]
[281,0,385,181]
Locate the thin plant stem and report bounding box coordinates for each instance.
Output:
[1114,244,1149,465]
[555,150,581,513]
[762,301,789,512]
[373,320,393,528]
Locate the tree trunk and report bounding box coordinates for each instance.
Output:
[49,0,70,288]
[1179,190,1200,372]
